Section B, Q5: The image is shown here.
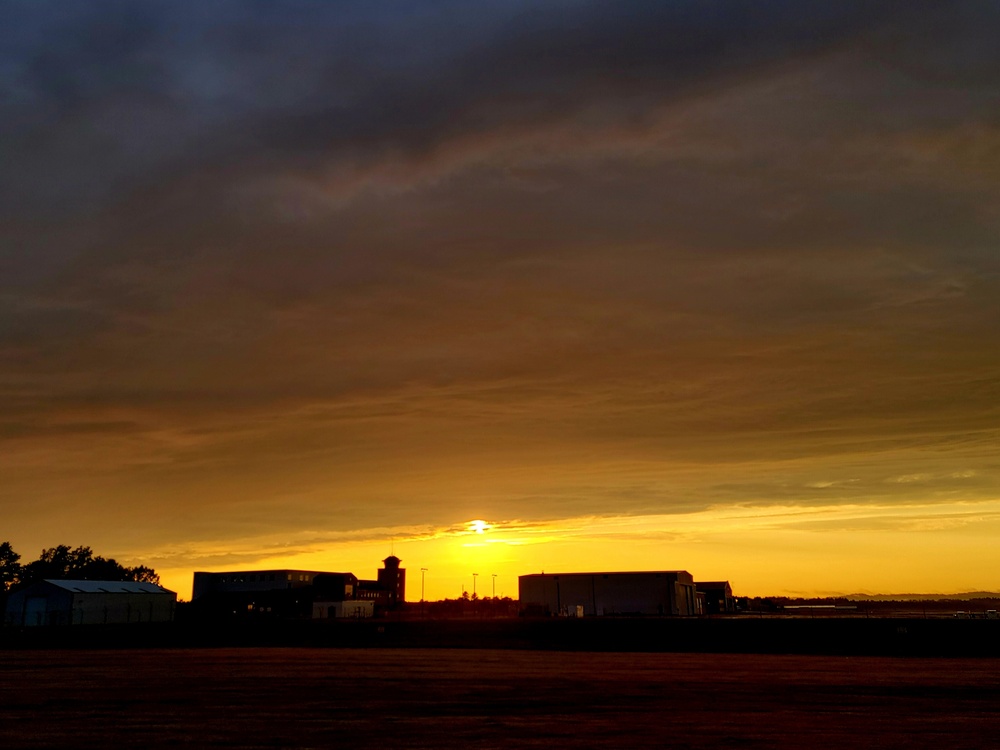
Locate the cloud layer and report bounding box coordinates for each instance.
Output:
[2,2,998,591]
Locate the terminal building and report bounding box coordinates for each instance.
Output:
[191,557,405,619]
[519,571,699,617]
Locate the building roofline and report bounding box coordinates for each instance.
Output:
[519,571,691,578]
[39,579,174,595]
[193,569,337,576]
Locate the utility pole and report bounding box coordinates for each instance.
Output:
[473,572,478,598]
[492,573,497,599]
[420,568,428,602]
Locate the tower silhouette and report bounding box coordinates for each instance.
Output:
[377,556,406,608]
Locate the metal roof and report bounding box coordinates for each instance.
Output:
[42,579,174,595]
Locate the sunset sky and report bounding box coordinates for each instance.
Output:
[3,2,999,601]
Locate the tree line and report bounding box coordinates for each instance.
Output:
[0,541,159,595]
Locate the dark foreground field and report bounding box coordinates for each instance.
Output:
[2,649,999,749]
[7,616,1000,655]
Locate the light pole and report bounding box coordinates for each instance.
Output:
[492,573,497,599]
[420,568,428,602]
[473,573,478,598]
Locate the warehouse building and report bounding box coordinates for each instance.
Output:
[519,571,698,616]
[696,581,735,614]
[4,579,176,627]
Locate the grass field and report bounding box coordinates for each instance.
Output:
[2,648,999,748]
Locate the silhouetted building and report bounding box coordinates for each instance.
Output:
[377,556,405,609]
[191,569,356,619]
[192,569,335,599]
[696,581,734,614]
[312,599,375,619]
[352,556,406,611]
[4,580,176,627]
[312,572,373,618]
[191,559,404,618]
[312,572,359,602]
[519,571,698,616]
[694,590,706,615]
[355,579,386,605]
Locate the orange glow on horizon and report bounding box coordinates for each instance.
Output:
[147,500,1000,603]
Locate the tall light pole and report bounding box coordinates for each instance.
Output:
[473,573,478,598]
[420,568,428,602]
[492,573,497,599]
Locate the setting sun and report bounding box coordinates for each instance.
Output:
[467,520,491,535]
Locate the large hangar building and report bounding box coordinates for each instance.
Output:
[4,579,176,627]
[519,571,698,617]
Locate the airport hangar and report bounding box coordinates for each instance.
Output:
[519,571,703,617]
[4,579,177,627]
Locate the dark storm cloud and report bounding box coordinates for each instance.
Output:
[247,1,894,154]
[0,1,916,220]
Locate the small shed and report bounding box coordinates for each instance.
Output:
[4,580,176,627]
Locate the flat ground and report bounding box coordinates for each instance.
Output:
[2,648,998,748]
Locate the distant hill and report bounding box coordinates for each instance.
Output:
[844,592,1000,601]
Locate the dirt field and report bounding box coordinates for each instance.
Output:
[2,648,999,748]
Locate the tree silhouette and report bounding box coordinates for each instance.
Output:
[0,542,20,592]
[21,544,93,582]
[8,543,160,588]
[127,565,160,584]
